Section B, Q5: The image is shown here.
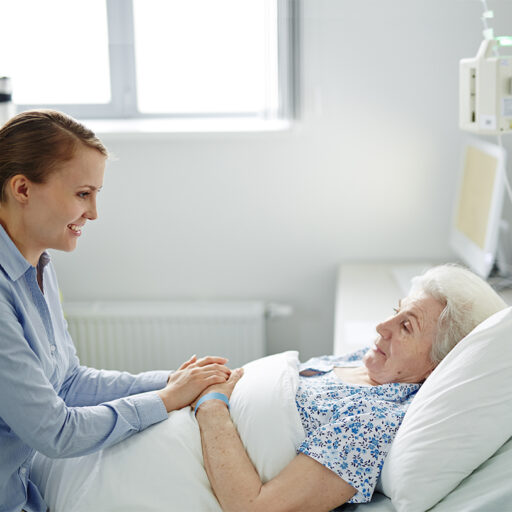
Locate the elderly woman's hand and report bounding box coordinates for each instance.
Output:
[157,355,232,413]
[191,367,244,413]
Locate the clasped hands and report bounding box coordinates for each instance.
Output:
[157,355,243,413]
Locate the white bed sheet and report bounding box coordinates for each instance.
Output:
[31,351,305,512]
[339,493,395,511]
[340,434,512,512]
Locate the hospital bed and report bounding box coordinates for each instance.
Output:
[32,266,512,511]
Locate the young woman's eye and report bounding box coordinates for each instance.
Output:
[77,191,90,199]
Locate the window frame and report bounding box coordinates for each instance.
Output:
[15,0,297,123]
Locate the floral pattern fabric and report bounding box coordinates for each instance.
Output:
[296,349,420,504]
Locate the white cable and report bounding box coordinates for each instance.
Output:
[481,0,491,32]
[479,3,512,205]
[486,5,512,206]
[480,0,500,56]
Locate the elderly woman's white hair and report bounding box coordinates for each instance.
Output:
[409,264,507,363]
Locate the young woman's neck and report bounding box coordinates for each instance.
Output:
[0,211,42,267]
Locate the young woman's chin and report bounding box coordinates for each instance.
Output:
[54,237,80,253]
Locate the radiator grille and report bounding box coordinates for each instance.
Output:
[64,301,266,373]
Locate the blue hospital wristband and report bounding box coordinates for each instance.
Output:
[194,392,230,416]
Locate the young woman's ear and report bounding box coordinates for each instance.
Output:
[8,175,30,204]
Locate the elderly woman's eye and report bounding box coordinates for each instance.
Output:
[402,321,411,333]
[393,307,400,315]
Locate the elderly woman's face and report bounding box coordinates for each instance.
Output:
[363,294,445,384]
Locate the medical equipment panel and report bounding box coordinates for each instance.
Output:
[460,38,512,134]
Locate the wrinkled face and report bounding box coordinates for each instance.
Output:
[23,146,105,262]
[363,294,445,384]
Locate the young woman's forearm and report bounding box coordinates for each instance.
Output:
[196,401,263,512]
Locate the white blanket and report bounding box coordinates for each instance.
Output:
[31,351,305,512]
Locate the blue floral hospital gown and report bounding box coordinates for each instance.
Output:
[296,348,420,504]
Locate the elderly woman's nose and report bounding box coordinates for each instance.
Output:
[376,319,392,338]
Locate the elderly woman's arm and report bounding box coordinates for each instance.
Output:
[195,375,356,512]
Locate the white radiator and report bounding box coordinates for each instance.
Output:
[64,301,267,374]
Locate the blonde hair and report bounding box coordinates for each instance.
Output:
[410,263,507,363]
[0,110,107,202]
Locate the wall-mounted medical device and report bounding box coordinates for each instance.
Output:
[450,138,506,278]
[459,38,512,134]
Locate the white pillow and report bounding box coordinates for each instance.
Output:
[230,350,305,481]
[380,306,512,512]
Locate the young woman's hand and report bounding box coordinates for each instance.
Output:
[157,355,231,412]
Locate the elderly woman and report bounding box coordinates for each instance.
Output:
[194,264,507,511]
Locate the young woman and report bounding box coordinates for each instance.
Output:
[0,110,231,512]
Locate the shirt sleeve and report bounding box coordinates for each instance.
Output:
[297,408,403,503]
[0,297,168,460]
[59,330,171,407]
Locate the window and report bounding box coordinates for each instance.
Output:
[0,0,111,105]
[0,0,295,123]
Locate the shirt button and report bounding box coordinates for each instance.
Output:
[50,345,56,353]
[20,468,27,475]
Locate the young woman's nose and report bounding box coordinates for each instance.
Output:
[84,198,98,221]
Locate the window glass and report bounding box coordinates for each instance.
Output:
[132,0,277,115]
[0,0,110,104]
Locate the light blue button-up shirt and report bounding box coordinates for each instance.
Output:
[0,225,169,512]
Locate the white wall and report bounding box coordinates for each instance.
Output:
[52,0,512,361]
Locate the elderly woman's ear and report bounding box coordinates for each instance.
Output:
[421,363,437,382]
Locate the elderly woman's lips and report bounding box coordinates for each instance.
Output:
[374,345,386,356]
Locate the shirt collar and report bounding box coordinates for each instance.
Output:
[0,224,51,281]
